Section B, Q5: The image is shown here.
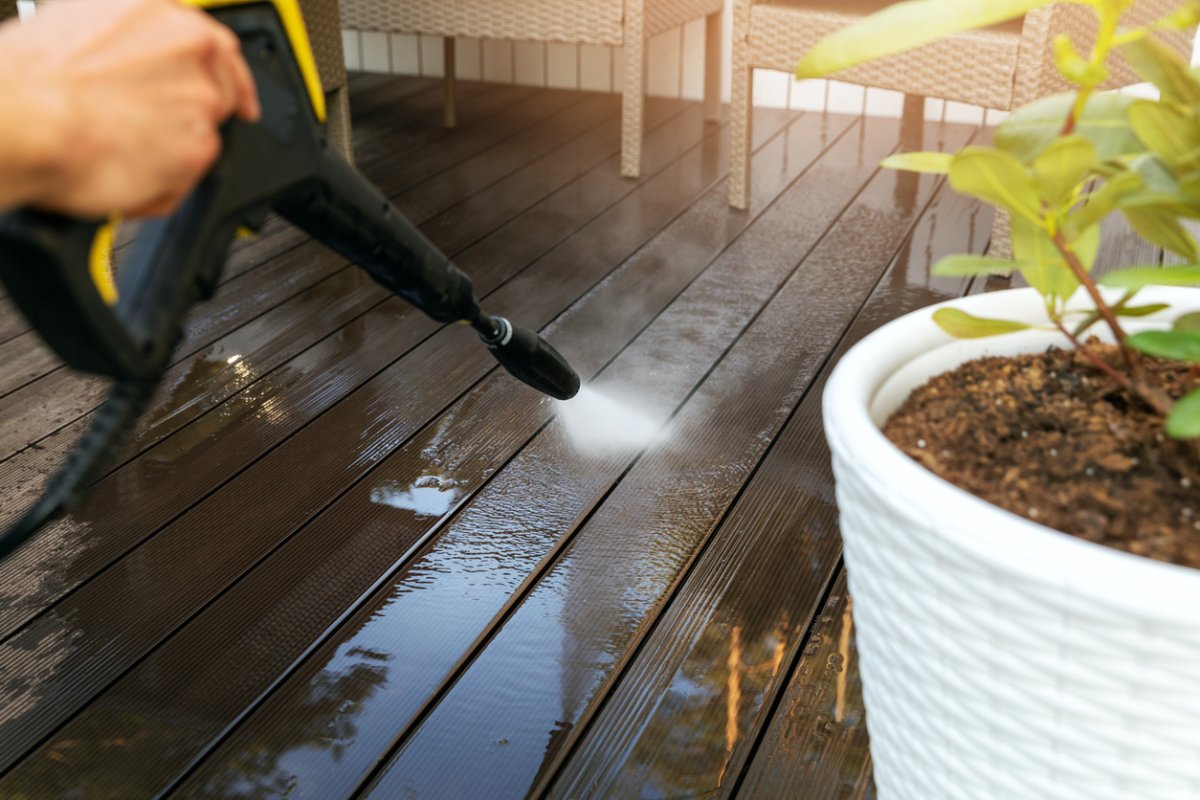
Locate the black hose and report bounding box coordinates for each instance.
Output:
[0,379,154,560]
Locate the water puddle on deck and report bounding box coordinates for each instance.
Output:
[554,385,664,455]
[369,475,462,518]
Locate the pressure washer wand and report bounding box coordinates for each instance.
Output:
[471,311,579,400]
[277,149,580,401]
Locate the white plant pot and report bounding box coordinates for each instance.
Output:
[823,286,1200,800]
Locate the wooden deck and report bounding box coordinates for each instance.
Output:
[0,74,1032,798]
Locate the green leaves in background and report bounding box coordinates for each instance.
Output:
[881,152,953,174]
[1126,331,1200,437]
[1120,34,1200,105]
[794,0,1051,79]
[996,93,1141,164]
[1070,299,1169,338]
[932,308,1032,338]
[1127,328,1200,361]
[1054,34,1108,86]
[1128,100,1200,169]
[1156,0,1200,31]
[1100,264,1200,288]
[1033,135,1096,204]
[1066,171,1142,237]
[1175,311,1200,331]
[1122,206,1200,260]
[931,254,1017,277]
[948,147,1042,223]
[1115,302,1171,317]
[1011,214,1098,301]
[1167,389,1200,438]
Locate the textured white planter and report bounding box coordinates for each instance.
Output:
[823,286,1200,800]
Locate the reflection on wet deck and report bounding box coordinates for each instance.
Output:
[0,73,1055,798]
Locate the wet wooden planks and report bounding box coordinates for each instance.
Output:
[0,74,1124,799]
[734,572,876,800]
[0,77,774,794]
[172,107,861,800]
[535,134,988,800]
[353,119,979,800]
[0,84,711,780]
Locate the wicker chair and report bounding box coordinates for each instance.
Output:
[339,0,724,178]
[727,0,1195,254]
[299,0,354,163]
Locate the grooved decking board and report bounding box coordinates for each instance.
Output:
[358,122,977,800]
[0,96,778,790]
[0,297,25,345]
[146,109,821,800]
[177,107,912,800]
[735,571,876,800]
[544,178,990,800]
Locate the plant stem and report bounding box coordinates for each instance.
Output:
[1048,230,1181,426]
[1055,321,1131,386]
[1049,227,1130,349]
[1060,7,1120,136]
[1054,320,1177,420]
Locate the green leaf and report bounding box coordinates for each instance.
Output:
[948,147,1041,223]
[1054,34,1109,86]
[1034,135,1096,204]
[1100,265,1200,288]
[1167,387,1200,439]
[1065,170,1141,237]
[932,308,1033,338]
[1175,311,1200,332]
[1130,153,1179,193]
[1120,34,1200,105]
[930,254,1018,277]
[1117,190,1200,218]
[1127,100,1200,167]
[1177,175,1200,217]
[1011,214,1096,301]
[1127,329,1200,361]
[1157,2,1200,32]
[794,0,1052,78]
[1122,206,1199,260]
[996,92,1141,164]
[1115,302,1171,317]
[881,152,954,174]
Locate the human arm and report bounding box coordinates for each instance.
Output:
[0,0,260,217]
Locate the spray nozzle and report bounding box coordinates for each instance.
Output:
[478,316,580,400]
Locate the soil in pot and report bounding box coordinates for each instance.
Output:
[883,342,1200,567]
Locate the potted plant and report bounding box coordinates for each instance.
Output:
[798,0,1200,796]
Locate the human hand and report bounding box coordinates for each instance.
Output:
[0,0,260,217]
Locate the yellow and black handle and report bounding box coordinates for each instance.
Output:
[0,0,578,558]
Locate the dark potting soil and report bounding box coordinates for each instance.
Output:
[883,343,1200,567]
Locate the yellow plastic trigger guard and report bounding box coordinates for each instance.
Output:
[88,217,119,305]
